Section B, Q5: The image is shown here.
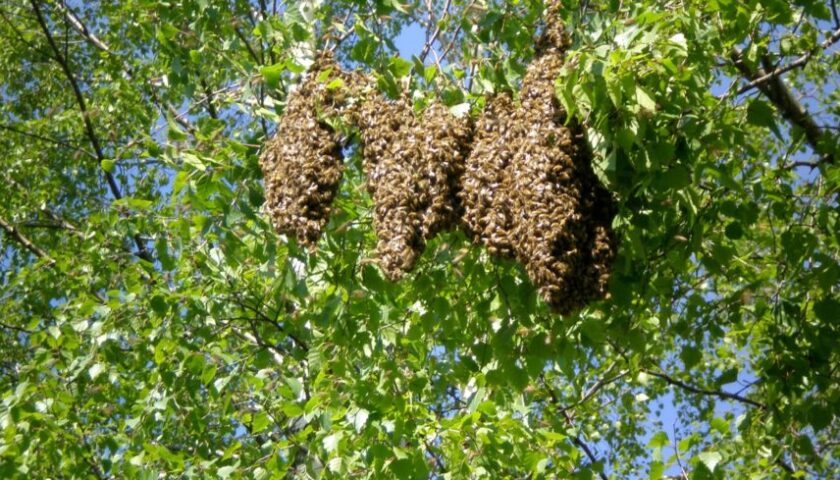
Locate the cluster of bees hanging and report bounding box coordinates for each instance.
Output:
[258,10,617,314]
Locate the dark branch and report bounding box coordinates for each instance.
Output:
[29,0,152,261]
[0,216,54,264]
[543,378,610,480]
[564,411,609,480]
[736,27,840,95]
[559,367,628,413]
[641,368,766,410]
[200,76,219,120]
[54,1,197,134]
[0,122,95,158]
[234,24,262,65]
[732,48,836,165]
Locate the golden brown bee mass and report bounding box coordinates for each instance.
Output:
[259,2,617,314]
[355,95,424,280]
[460,93,519,258]
[508,9,617,314]
[355,95,473,280]
[258,53,360,247]
[417,102,474,238]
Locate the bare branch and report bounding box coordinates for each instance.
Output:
[732,48,836,165]
[641,368,766,410]
[0,216,54,264]
[0,122,95,158]
[29,0,151,261]
[736,27,840,95]
[418,0,451,63]
[55,1,111,53]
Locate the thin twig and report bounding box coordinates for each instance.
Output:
[641,368,766,410]
[559,368,629,413]
[29,0,151,261]
[0,122,95,158]
[0,216,54,264]
[418,0,451,63]
[736,27,840,95]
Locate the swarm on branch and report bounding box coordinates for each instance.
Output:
[260,4,618,314]
[259,54,361,247]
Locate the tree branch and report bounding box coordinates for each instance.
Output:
[736,27,840,95]
[54,1,111,53]
[641,368,766,410]
[564,411,609,480]
[29,0,151,261]
[0,122,95,158]
[30,0,117,196]
[543,378,609,480]
[731,39,838,165]
[559,366,628,413]
[418,0,451,63]
[0,216,54,264]
[233,24,262,65]
[55,1,197,134]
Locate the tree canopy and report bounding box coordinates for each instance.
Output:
[1,0,838,478]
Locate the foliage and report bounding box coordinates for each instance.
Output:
[1,0,838,478]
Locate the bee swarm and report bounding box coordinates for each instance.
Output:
[258,54,358,247]
[260,3,617,314]
[460,93,519,258]
[356,95,473,280]
[507,10,618,314]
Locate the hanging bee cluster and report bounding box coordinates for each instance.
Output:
[355,95,473,280]
[460,3,616,313]
[460,93,519,258]
[258,53,362,247]
[259,2,617,313]
[506,7,617,314]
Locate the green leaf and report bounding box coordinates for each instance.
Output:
[724,222,744,240]
[813,298,840,321]
[167,115,188,141]
[697,451,722,472]
[658,165,692,190]
[323,432,342,453]
[100,159,116,173]
[251,411,270,433]
[326,78,345,90]
[352,408,369,433]
[389,56,413,78]
[636,86,657,111]
[710,417,729,434]
[648,431,669,448]
[261,63,285,89]
[217,465,236,478]
[649,461,665,479]
[746,100,782,139]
